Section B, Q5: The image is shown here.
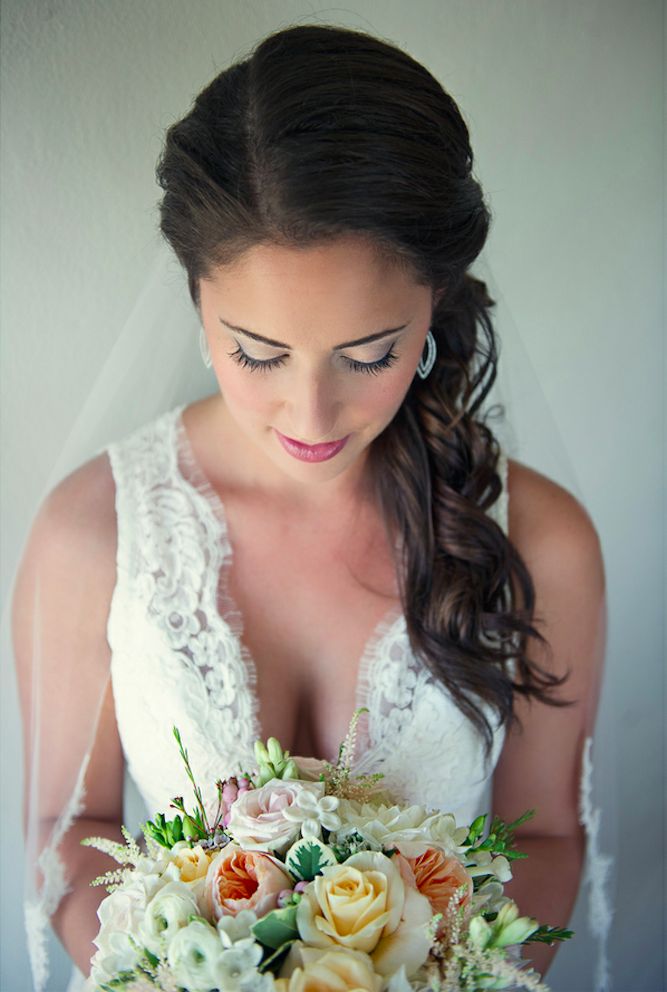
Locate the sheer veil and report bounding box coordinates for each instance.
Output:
[5,238,616,991]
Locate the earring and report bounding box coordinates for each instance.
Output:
[199,325,212,368]
[417,329,437,379]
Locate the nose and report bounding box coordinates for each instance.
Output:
[285,370,342,443]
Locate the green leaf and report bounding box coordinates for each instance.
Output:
[182,815,200,841]
[285,837,337,882]
[143,949,159,968]
[524,923,575,944]
[98,971,138,989]
[251,905,299,950]
[257,939,296,974]
[465,814,488,845]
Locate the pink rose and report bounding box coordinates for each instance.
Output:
[226,778,326,855]
[205,843,292,920]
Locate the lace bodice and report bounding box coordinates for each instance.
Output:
[106,403,512,826]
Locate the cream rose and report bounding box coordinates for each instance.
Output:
[205,842,293,919]
[226,778,327,854]
[296,851,433,977]
[276,945,382,991]
[171,841,214,884]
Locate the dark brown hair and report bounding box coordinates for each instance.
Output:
[156,23,572,760]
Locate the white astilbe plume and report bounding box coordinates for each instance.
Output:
[436,941,549,992]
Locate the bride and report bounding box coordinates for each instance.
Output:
[11,23,607,990]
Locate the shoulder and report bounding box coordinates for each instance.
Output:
[40,451,118,553]
[13,453,118,625]
[506,457,604,589]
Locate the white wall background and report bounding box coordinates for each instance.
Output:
[1,1,663,990]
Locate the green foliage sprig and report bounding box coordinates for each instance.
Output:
[524,923,575,945]
[142,727,232,849]
[465,808,536,861]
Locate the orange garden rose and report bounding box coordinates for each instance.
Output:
[205,843,292,920]
[398,847,473,930]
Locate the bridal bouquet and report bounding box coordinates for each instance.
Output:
[82,711,571,992]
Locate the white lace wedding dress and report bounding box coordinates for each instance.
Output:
[50,401,604,990]
[107,402,511,827]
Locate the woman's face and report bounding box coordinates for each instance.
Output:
[198,235,439,502]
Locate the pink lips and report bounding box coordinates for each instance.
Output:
[275,429,349,462]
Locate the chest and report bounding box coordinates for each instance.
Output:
[217,496,402,763]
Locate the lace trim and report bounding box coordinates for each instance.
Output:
[25,755,89,992]
[579,736,614,992]
[353,607,406,768]
[171,406,262,744]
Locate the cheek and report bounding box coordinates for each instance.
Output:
[369,364,417,419]
[214,363,273,417]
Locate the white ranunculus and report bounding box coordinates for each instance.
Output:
[90,871,167,984]
[332,800,468,857]
[167,918,226,991]
[90,926,140,987]
[141,879,200,955]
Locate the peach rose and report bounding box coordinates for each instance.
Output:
[205,843,292,920]
[397,847,473,930]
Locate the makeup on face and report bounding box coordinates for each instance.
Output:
[274,429,350,462]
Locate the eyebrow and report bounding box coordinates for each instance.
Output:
[218,317,409,350]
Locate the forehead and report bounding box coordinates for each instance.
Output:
[202,236,426,314]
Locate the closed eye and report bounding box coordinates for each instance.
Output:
[227,345,400,376]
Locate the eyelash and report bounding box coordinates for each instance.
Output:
[227,345,400,376]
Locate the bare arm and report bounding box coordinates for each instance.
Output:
[12,453,125,977]
[491,460,607,977]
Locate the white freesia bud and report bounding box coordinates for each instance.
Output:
[468,915,493,950]
[470,880,508,916]
[492,901,539,947]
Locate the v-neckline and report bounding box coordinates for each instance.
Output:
[170,403,405,763]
